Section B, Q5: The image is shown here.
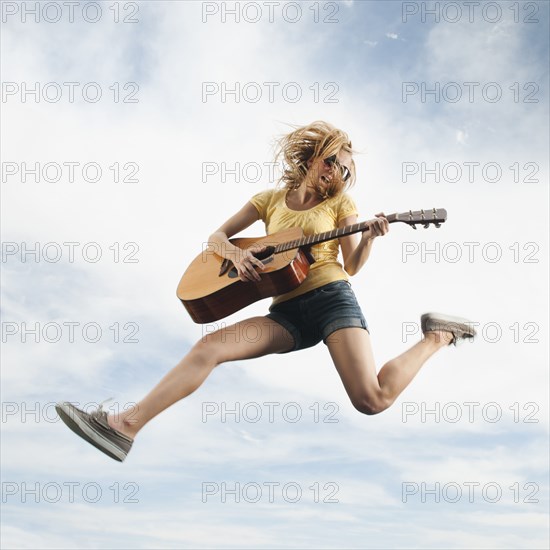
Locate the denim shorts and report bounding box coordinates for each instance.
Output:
[265,280,369,353]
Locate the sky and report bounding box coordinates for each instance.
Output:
[1,0,549,548]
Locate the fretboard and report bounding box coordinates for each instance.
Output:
[273,214,398,254]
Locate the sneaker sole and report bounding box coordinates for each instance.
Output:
[55,402,127,462]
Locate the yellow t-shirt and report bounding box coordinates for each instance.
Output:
[249,188,359,306]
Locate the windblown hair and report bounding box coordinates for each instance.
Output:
[273,121,356,198]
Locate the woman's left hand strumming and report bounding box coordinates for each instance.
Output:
[361,212,390,241]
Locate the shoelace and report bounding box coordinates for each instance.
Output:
[91,397,134,441]
[89,397,114,421]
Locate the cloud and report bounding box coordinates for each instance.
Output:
[2,1,549,548]
[456,129,468,144]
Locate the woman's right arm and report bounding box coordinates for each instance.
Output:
[208,201,266,282]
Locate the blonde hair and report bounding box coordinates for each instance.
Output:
[273,120,356,198]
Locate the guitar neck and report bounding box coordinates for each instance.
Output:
[274,214,399,254]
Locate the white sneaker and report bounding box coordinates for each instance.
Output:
[55,400,133,462]
[421,312,477,346]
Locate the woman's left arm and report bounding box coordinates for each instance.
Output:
[339,213,389,276]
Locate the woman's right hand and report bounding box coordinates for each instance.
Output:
[233,244,266,282]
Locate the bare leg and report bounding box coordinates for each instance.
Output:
[325,328,452,415]
[108,317,294,438]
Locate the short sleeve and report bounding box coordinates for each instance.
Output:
[337,193,359,224]
[249,189,273,222]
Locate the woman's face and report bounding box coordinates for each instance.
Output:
[306,150,353,193]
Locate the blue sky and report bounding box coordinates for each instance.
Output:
[1,1,549,548]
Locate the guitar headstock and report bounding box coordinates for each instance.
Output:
[393,208,447,229]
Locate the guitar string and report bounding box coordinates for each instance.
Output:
[272,211,442,253]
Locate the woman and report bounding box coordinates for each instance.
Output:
[56,121,476,462]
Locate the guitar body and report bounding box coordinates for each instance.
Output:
[177,227,313,323]
[176,207,447,324]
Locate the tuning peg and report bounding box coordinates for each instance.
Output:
[423,223,430,229]
[410,224,417,230]
[435,223,441,228]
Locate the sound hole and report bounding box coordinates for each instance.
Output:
[227,252,274,278]
[255,245,275,260]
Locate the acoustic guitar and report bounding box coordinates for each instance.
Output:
[177,208,447,323]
